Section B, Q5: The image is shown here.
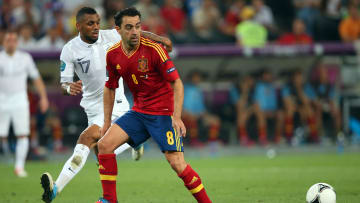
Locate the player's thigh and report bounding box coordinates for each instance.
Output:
[98,124,130,153]
[11,107,30,136]
[113,111,150,149]
[0,110,11,136]
[146,115,184,152]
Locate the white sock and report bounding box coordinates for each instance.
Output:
[15,137,29,170]
[55,144,90,193]
[114,143,131,155]
[1,139,9,155]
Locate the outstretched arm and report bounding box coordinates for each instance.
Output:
[171,78,186,137]
[141,31,173,52]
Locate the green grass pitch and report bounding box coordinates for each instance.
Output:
[0,152,359,202]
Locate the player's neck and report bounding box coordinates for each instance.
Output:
[5,49,15,56]
[121,41,139,55]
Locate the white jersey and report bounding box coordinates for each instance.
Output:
[60,29,129,117]
[0,50,39,110]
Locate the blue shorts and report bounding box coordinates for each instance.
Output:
[114,110,184,152]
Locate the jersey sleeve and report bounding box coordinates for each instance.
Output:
[151,43,179,82]
[25,53,40,80]
[105,52,120,89]
[60,45,75,83]
[100,29,122,43]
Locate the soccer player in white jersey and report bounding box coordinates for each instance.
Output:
[40,7,172,203]
[0,31,49,178]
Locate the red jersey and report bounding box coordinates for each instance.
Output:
[105,37,179,116]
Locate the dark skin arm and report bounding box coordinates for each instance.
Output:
[141,31,173,52]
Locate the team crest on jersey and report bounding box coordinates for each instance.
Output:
[138,57,148,72]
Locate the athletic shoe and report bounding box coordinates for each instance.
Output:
[41,172,57,203]
[14,168,28,178]
[132,145,144,161]
[96,197,110,203]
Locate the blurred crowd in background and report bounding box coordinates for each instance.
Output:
[2,0,360,49]
[2,0,360,158]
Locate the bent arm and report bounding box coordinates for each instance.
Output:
[141,31,172,52]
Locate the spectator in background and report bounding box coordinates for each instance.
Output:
[252,0,275,30]
[235,6,267,48]
[230,75,256,146]
[339,4,360,42]
[41,1,69,40]
[310,63,342,142]
[183,70,221,146]
[253,69,283,145]
[37,25,65,50]
[278,18,313,45]
[282,69,318,144]
[184,0,203,18]
[0,1,16,31]
[192,0,221,43]
[103,0,127,29]
[134,0,160,20]
[12,0,41,34]
[293,0,321,36]
[18,24,37,50]
[220,0,245,37]
[161,0,187,43]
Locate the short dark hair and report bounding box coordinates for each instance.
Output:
[114,7,141,27]
[76,7,97,22]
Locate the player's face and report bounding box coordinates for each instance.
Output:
[3,33,18,54]
[77,14,100,44]
[118,16,141,48]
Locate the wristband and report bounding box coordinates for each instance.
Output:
[66,85,71,94]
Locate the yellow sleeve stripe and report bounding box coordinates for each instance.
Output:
[140,39,168,62]
[189,184,204,194]
[100,174,117,181]
[107,42,121,54]
[141,38,168,61]
[141,40,167,62]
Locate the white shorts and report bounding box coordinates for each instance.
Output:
[81,97,127,127]
[0,107,30,137]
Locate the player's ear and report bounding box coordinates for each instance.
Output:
[76,22,81,32]
[115,26,121,34]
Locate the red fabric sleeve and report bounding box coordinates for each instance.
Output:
[152,44,179,82]
[105,52,120,89]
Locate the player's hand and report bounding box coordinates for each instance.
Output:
[100,121,111,138]
[162,37,173,53]
[172,116,186,137]
[39,97,49,113]
[69,80,83,95]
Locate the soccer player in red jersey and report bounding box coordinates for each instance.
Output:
[95,7,212,203]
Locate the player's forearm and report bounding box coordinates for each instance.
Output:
[103,86,115,123]
[33,78,48,100]
[141,31,172,51]
[172,78,184,118]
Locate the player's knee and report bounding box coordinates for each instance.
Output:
[77,132,95,147]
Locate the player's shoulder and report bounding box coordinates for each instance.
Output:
[106,41,122,56]
[61,36,78,52]
[15,50,32,59]
[140,37,169,61]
